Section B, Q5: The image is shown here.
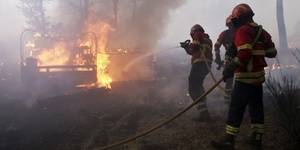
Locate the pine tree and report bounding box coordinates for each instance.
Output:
[19,0,50,34]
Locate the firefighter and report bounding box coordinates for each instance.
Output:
[211,3,277,149]
[214,15,237,103]
[180,24,213,121]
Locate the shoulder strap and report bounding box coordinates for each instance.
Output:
[252,25,263,46]
[246,25,263,72]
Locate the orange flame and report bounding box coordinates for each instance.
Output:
[82,21,113,89]
[25,19,114,89]
[37,42,70,66]
[97,53,112,89]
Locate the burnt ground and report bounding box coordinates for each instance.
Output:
[0,81,294,150]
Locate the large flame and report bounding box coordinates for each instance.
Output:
[82,21,113,89]
[37,42,70,66]
[25,18,114,89]
[97,53,112,89]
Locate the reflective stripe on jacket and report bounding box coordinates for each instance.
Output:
[186,34,213,64]
[233,22,277,84]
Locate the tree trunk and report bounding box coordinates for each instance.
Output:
[277,0,289,50]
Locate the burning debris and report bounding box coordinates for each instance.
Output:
[22,19,115,89]
[19,0,185,91]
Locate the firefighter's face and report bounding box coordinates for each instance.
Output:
[231,15,253,28]
[231,17,241,28]
[191,30,204,40]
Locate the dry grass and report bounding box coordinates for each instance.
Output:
[265,71,300,148]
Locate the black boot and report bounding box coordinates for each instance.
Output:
[211,134,235,150]
[245,132,263,149]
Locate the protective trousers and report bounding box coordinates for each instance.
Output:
[224,58,235,103]
[224,77,234,103]
[226,81,264,136]
[188,62,210,112]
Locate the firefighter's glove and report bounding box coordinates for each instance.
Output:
[222,62,237,81]
[180,40,191,49]
[215,53,223,70]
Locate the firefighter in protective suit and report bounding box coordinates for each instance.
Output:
[180,24,213,121]
[211,4,277,149]
[214,16,237,103]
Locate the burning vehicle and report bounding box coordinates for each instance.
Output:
[16,0,187,94]
[20,23,112,90]
[19,4,154,92]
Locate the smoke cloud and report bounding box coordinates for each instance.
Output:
[52,0,186,50]
[124,0,186,49]
[45,0,186,81]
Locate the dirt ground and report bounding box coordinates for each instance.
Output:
[0,81,293,150]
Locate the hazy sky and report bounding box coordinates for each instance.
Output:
[161,0,300,46]
[0,1,24,39]
[0,0,299,61]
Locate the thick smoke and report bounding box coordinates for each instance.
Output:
[122,0,186,49]
[48,0,187,82]
[53,0,186,50]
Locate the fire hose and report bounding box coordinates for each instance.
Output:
[122,46,180,73]
[123,44,225,94]
[203,57,226,93]
[94,77,224,150]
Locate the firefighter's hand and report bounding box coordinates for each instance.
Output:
[180,40,191,49]
[222,63,236,81]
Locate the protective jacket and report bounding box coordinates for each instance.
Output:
[185,34,213,64]
[215,29,237,61]
[233,22,277,84]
